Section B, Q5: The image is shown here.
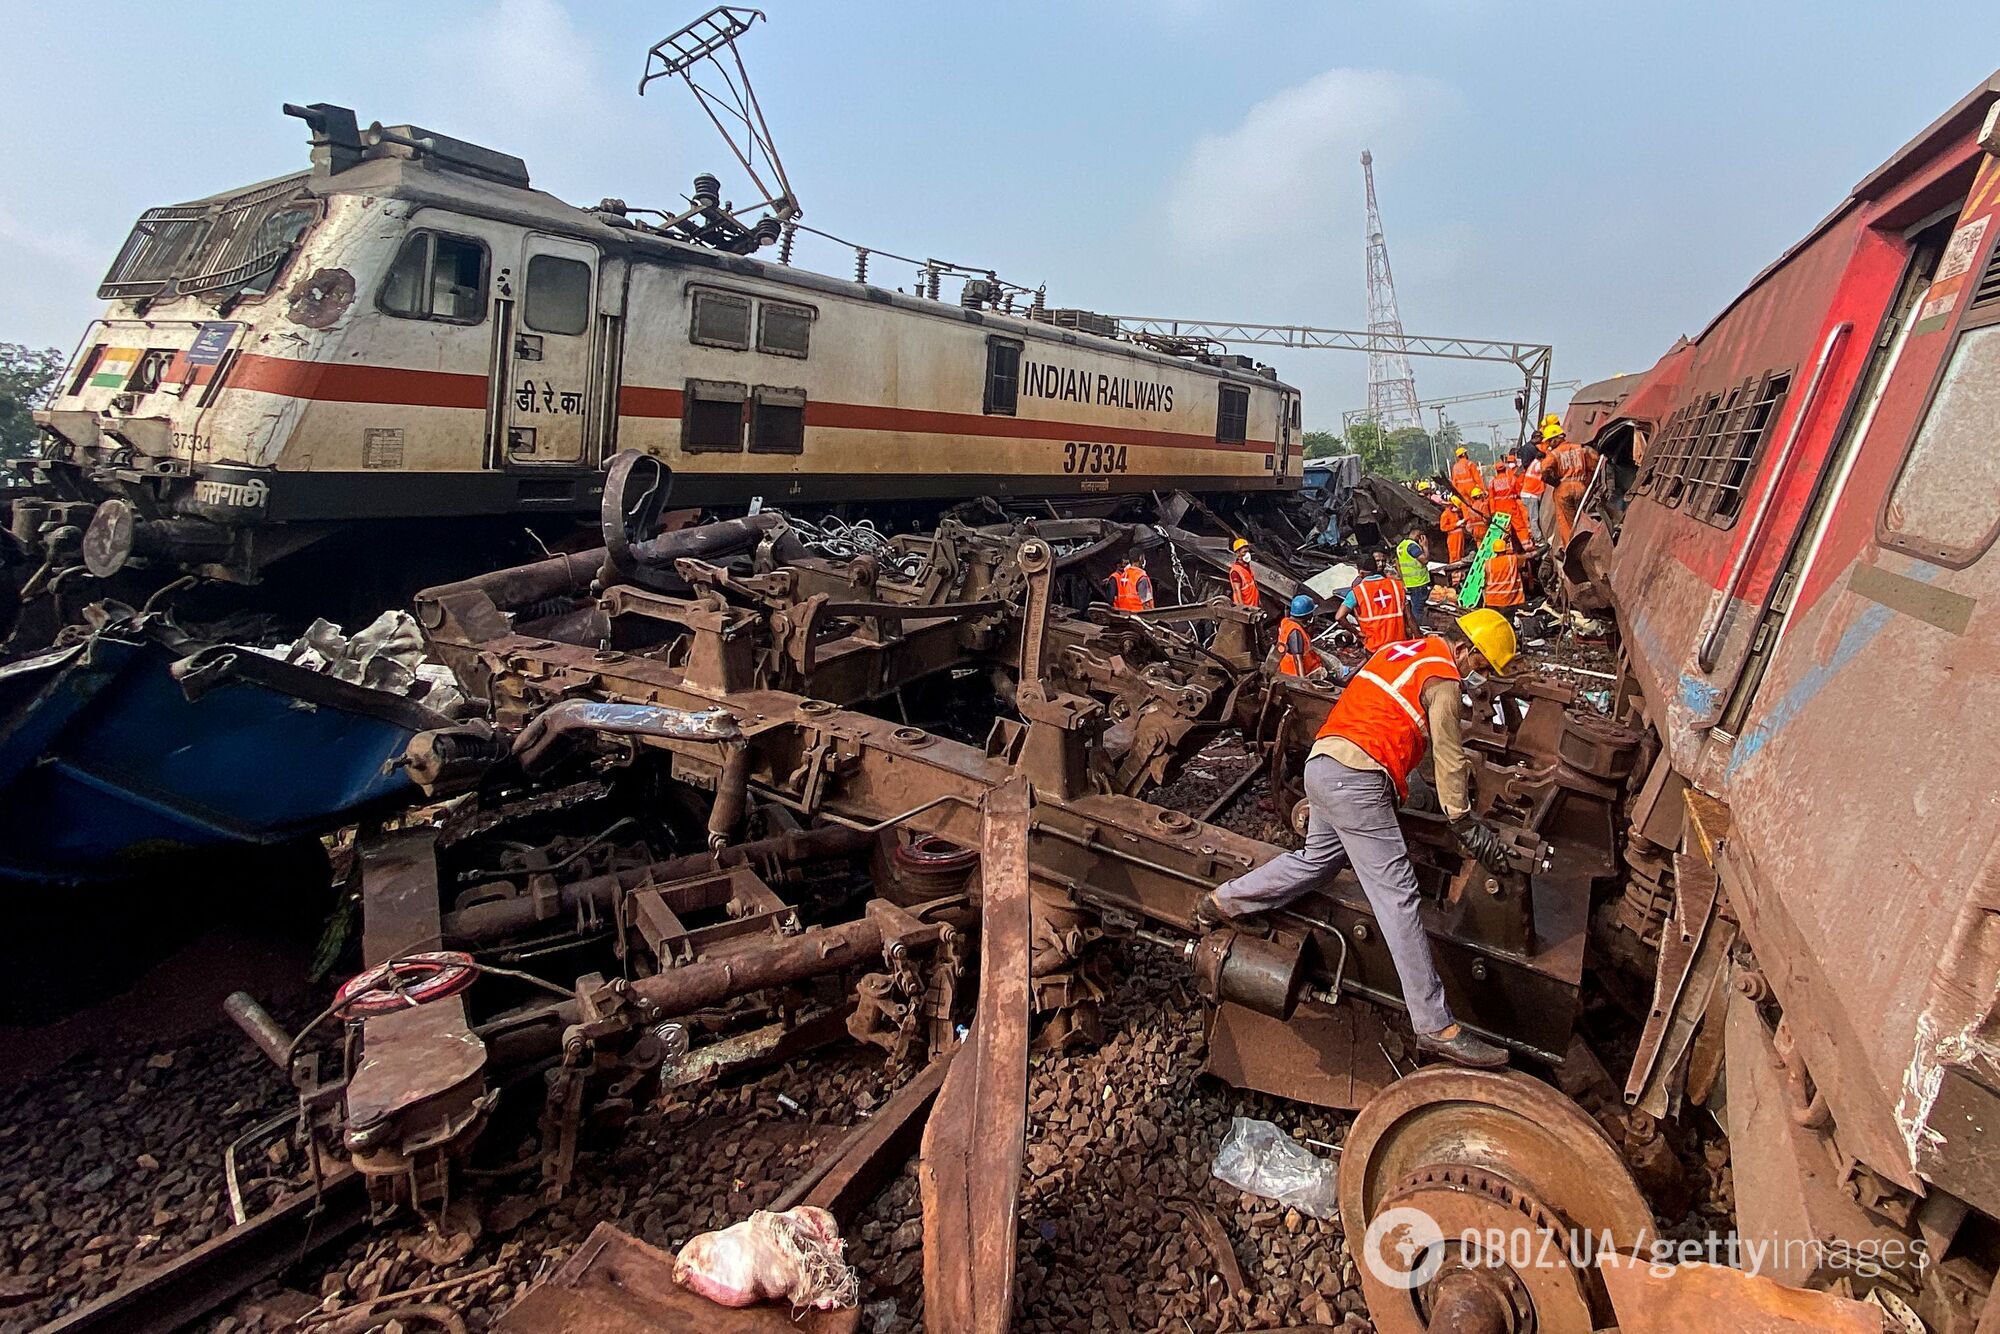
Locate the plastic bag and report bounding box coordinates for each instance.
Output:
[673,1206,860,1310]
[1210,1116,1340,1220]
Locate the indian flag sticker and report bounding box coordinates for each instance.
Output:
[89,348,142,390]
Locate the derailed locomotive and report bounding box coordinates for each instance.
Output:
[1563,71,2000,1331]
[10,102,1297,598]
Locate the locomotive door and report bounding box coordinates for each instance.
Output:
[504,234,599,467]
[1277,392,1294,475]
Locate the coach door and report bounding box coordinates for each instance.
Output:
[503,234,600,467]
[1713,208,1963,734]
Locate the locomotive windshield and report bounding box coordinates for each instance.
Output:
[97,172,317,304]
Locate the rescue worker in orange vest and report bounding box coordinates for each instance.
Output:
[1274,594,1327,680]
[1227,537,1260,609]
[1518,449,1549,542]
[1110,559,1155,613]
[1462,487,1491,548]
[1337,550,1414,653]
[1437,499,1466,563]
[1449,446,1485,500]
[1196,611,1522,1069]
[1542,427,1602,547]
[1482,517,1529,629]
[1487,455,1532,548]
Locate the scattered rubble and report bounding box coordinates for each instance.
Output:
[3,953,1397,1333]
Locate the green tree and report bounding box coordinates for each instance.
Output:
[0,343,64,460]
[1389,426,1434,479]
[1338,420,1396,476]
[1301,428,1343,460]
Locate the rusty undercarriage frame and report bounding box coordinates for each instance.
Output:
[178,479,1646,1331]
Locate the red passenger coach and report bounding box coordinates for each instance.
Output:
[1589,73,2000,1323]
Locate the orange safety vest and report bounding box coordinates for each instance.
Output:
[1465,501,1490,540]
[1450,457,1485,497]
[1484,550,1525,607]
[1349,572,1410,653]
[1488,463,1520,502]
[1227,558,1259,608]
[1521,457,1547,497]
[1276,616,1324,678]
[1315,635,1460,798]
[1111,565,1154,612]
[1437,505,1463,534]
[1546,442,1600,487]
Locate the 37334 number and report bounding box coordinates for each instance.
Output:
[1062,441,1128,474]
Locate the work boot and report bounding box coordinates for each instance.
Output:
[1415,1025,1509,1069]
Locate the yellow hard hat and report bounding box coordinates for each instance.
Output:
[1470,487,1486,498]
[1456,609,1519,676]
[1541,420,1565,441]
[1231,537,1251,552]
[1541,414,1562,429]
[1454,446,1468,457]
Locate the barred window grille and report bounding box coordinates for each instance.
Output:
[98,207,212,300]
[98,173,314,302]
[1685,372,1791,523]
[1632,371,1791,527]
[180,176,317,296]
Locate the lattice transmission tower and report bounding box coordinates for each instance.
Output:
[1360,149,1423,432]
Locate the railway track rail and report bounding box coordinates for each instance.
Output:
[36,1168,366,1334]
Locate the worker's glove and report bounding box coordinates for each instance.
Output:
[1449,813,1511,871]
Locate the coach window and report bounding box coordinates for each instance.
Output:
[984,338,1022,415]
[524,254,591,335]
[683,380,747,453]
[1880,238,2000,565]
[750,386,807,454]
[758,302,813,358]
[1217,384,1249,444]
[380,231,488,323]
[1882,337,2000,562]
[691,289,752,350]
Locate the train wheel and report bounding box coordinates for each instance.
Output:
[1338,1067,1653,1334]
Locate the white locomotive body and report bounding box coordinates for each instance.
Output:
[21,105,1299,587]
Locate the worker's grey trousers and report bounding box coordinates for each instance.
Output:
[1212,755,1452,1034]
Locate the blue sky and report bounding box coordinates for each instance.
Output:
[3,1,1994,437]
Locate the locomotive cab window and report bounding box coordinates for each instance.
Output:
[691,289,752,349]
[684,379,747,453]
[1217,384,1249,444]
[524,254,591,335]
[750,386,807,454]
[984,338,1022,415]
[380,231,487,323]
[757,302,813,358]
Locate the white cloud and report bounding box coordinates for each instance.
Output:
[1164,68,1451,250]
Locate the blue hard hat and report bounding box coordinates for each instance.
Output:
[1289,594,1316,617]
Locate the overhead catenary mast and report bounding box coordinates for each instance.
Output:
[1360,150,1424,443]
